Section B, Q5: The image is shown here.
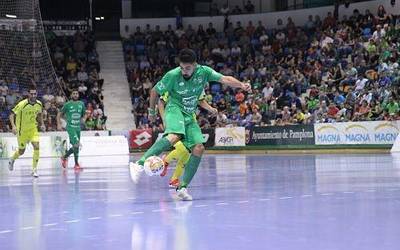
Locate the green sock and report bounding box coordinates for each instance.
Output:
[73,147,79,165]
[64,147,74,159]
[179,155,201,189]
[138,137,172,165]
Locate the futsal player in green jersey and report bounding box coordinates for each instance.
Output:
[130,49,251,200]
[57,90,87,170]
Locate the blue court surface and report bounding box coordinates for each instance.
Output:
[1,153,400,250]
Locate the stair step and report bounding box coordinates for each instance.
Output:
[97,40,135,130]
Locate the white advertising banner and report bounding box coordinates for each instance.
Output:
[215,127,246,147]
[391,133,400,153]
[0,135,128,158]
[0,136,54,159]
[314,121,400,145]
[79,136,129,156]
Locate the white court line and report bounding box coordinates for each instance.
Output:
[152,209,165,213]
[194,204,209,208]
[109,214,123,217]
[279,197,293,200]
[83,199,97,202]
[42,223,58,227]
[64,220,80,223]
[237,200,249,204]
[343,191,354,194]
[79,189,130,192]
[0,230,13,234]
[258,198,271,201]
[216,202,229,205]
[365,190,376,192]
[21,226,34,230]
[301,195,313,198]
[87,217,101,220]
[320,193,333,196]
[130,211,144,215]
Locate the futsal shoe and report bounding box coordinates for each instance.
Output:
[8,158,15,171]
[177,187,193,201]
[169,179,180,188]
[73,164,82,171]
[129,162,144,184]
[160,155,169,177]
[61,157,68,168]
[31,170,39,178]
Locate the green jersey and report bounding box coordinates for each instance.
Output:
[155,65,222,114]
[61,101,86,129]
[386,102,399,115]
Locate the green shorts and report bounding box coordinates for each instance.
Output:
[67,127,81,146]
[164,106,205,150]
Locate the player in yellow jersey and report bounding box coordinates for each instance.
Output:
[8,87,46,177]
[158,92,217,188]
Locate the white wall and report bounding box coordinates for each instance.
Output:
[120,0,400,38]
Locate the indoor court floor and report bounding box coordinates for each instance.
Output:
[0,153,400,250]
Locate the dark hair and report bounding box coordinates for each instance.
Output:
[28,85,37,91]
[179,49,197,64]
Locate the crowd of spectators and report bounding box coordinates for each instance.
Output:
[210,0,256,16]
[0,29,105,132]
[124,4,400,130]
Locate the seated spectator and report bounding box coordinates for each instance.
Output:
[119,7,400,129]
[327,103,339,122]
[386,97,399,120]
[353,100,371,121]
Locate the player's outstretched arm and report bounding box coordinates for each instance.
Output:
[219,76,251,92]
[9,112,16,135]
[148,88,160,123]
[199,100,218,115]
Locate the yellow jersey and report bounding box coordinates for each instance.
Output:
[12,99,42,135]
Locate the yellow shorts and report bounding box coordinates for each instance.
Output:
[172,141,190,164]
[17,130,39,149]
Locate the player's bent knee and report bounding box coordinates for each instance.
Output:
[73,143,80,149]
[167,134,181,145]
[18,149,25,155]
[192,144,205,155]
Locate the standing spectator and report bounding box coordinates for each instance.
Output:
[244,1,255,13]
[220,4,230,16]
[174,6,183,29]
